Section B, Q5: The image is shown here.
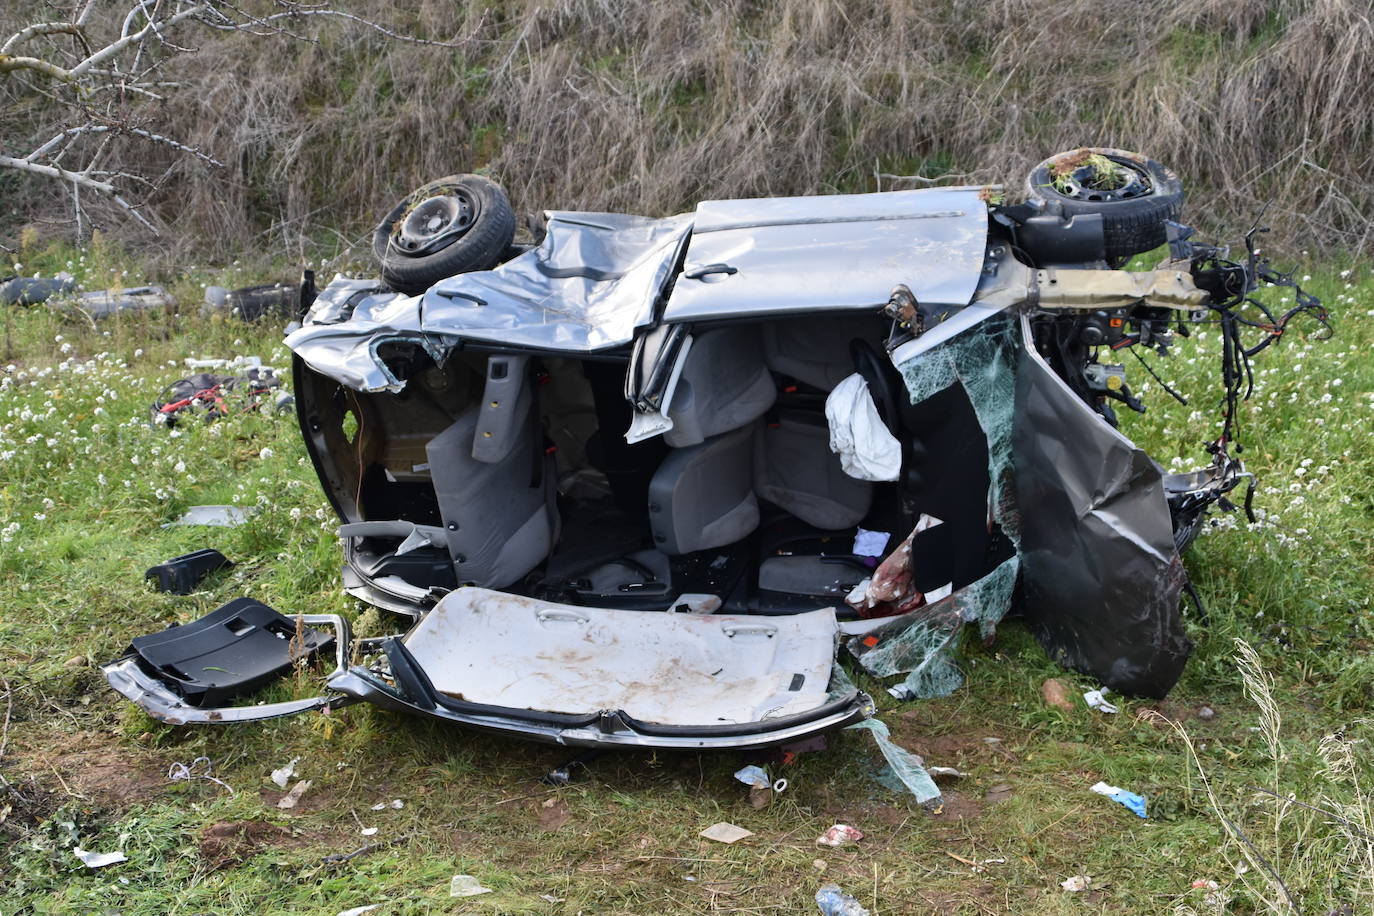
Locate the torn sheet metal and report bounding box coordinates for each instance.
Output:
[298,278,396,326]
[1012,313,1191,697]
[841,314,1023,699]
[851,309,1190,699]
[664,188,988,322]
[287,212,692,391]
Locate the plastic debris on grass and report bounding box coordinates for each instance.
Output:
[815,824,863,847]
[336,906,382,916]
[449,875,493,897]
[700,822,754,844]
[1084,688,1120,713]
[1061,875,1092,892]
[734,764,786,808]
[74,847,128,868]
[271,757,300,788]
[946,852,1006,872]
[150,367,288,427]
[815,883,872,915]
[1090,781,1147,818]
[1,274,74,305]
[733,765,770,789]
[371,799,404,810]
[168,756,234,794]
[68,285,175,319]
[163,505,255,528]
[277,779,312,809]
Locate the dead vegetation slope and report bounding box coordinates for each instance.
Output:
[3,0,1372,256]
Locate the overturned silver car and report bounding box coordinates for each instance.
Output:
[105,149,1325,750]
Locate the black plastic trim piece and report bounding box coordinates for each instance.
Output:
[145,548,233,595]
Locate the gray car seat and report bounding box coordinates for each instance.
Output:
[762,316,869,392]
[754,409,872,529]
[664,326,776,447]
[648,424,759,554]
[427,359,558,587]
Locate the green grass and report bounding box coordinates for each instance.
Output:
[1,239,1372,914]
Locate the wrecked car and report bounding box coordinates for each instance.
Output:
[104,148,1326,751]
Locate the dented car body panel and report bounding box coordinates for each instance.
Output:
[108,170,1315,748]
[664,188,989,322]
[1010,314,1193,697]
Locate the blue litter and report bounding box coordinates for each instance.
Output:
[733,765,770,789]
[815,883,871,916]
[1090,780,1147,818]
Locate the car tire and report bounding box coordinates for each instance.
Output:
[372,174,516,295]
[1025,148,1184,261]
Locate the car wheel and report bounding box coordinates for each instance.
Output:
[1025,148,1184,261]
[371,174,516,295]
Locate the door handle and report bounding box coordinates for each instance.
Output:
[684,263,738,281]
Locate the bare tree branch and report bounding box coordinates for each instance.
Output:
[1,0,471,237]
[245,9,472,48]
[0,54,78,81]
[0,154,114,193]
[71,5,206,79]
[2,22,85,55]
[25,125,222,166]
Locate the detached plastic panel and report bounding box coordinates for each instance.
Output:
[145,548,233,595]
[128,598,333,707]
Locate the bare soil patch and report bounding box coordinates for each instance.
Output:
[198,820,309,870]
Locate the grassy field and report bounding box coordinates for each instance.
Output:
[1,236,1371,915]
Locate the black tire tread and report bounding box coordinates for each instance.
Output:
[1026,148,1185,261]
[372,175,515,296]
[1098,193,1184,261]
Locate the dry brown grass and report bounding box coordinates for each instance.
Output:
[3,0,1373,260]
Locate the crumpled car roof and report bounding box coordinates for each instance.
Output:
[287,188,989,391]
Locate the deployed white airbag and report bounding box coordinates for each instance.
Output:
[825,373,902,482]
